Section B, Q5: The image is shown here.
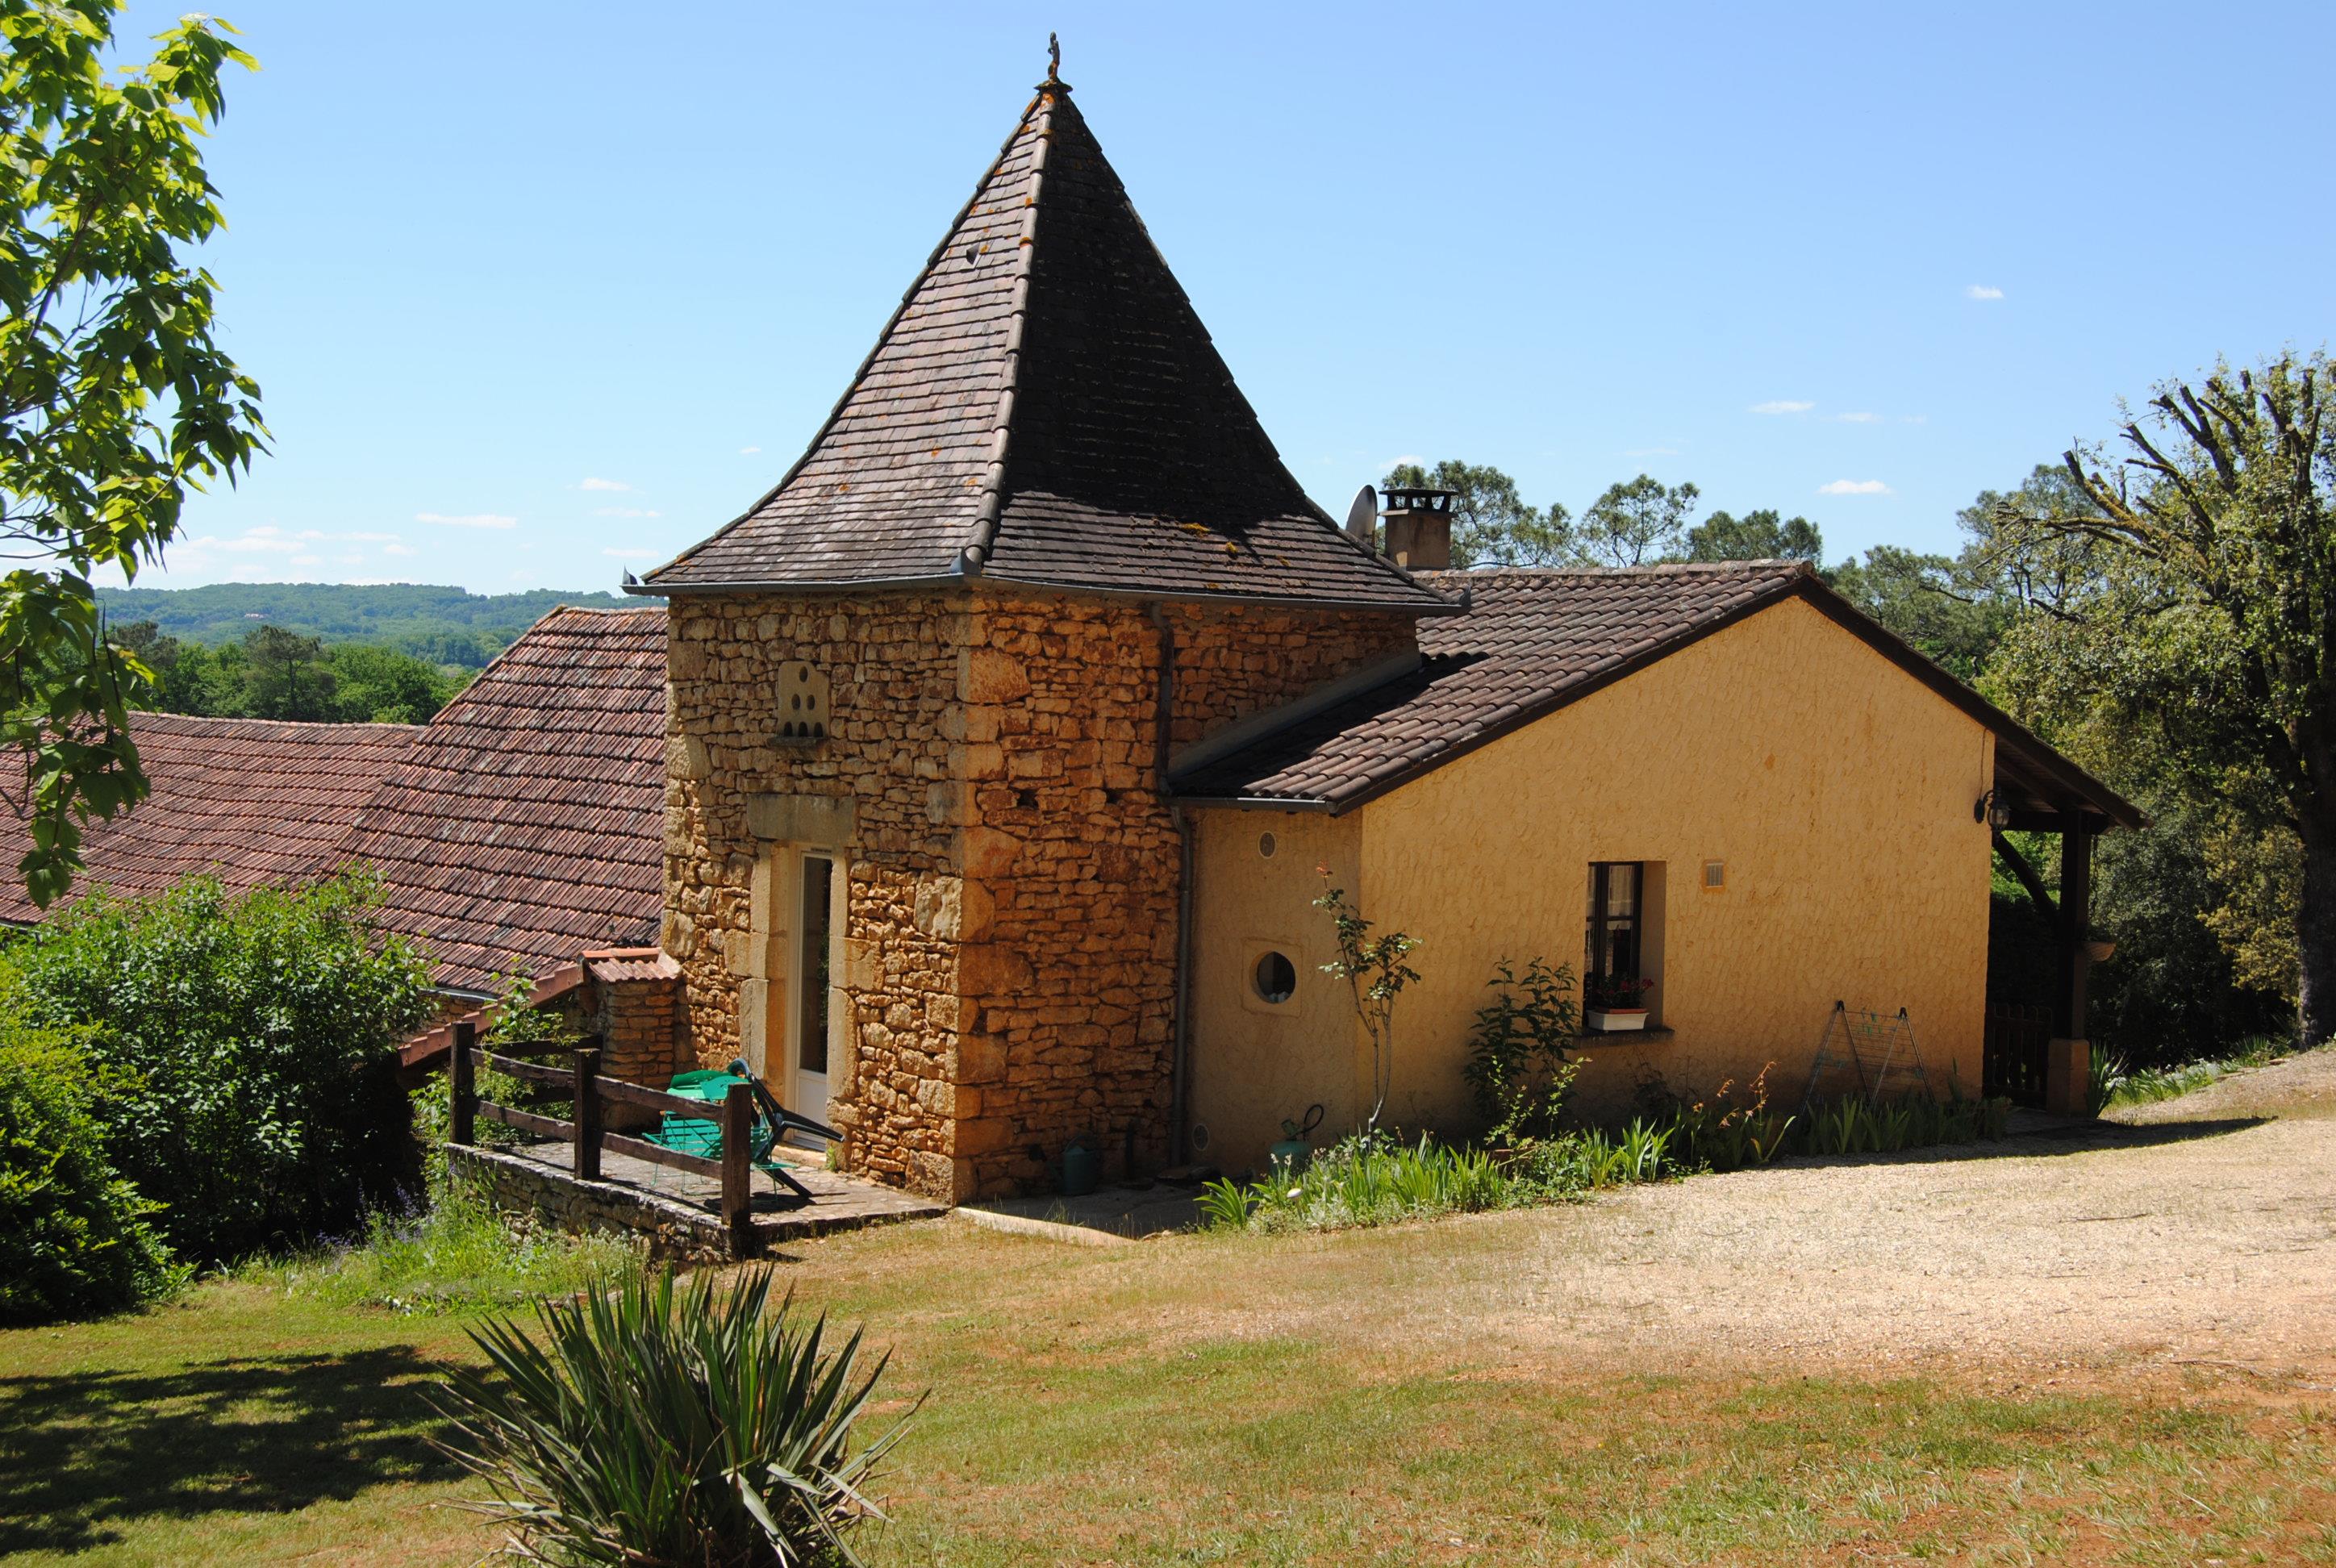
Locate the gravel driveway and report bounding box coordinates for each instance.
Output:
[1214,1049,2336,1387]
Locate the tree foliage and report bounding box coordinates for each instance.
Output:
[1575,474,1702,568]
[1687,507,1822,564]
[117,620,468,723]
[0,4,263,906]
[1984,352,2333,1041]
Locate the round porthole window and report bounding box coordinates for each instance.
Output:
[1253,950,1297,1004]
[1190,1122,1211,1152]
[1258,831,1277,858]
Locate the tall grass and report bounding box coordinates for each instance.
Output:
[2097,1036,2288,1111]
[243,1188,642,1316]
[1202,1086,2013,1236]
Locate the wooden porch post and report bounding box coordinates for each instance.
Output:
[722,1082,757,1260]
[572,1046,602,1182]
[2046,809,2094,1115]
[450,1020,476,1146]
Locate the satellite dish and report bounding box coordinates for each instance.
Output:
[1344,485,1379,544]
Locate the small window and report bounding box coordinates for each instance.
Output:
[1253,950,1297,1004]
[1587,862,1646,1010]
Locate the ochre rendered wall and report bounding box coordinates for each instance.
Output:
[1186,596,1997,1171]
[1361,595,1996,1130]
[1183,808,1363,1171]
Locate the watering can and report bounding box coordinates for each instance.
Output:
[1268,1103,1325,1174]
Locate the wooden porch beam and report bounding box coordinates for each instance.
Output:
[1991,830,2057,922]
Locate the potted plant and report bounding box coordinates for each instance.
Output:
[1585,974,1654,1032]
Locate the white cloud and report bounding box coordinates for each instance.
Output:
[594,507,661,519]
[1965,285,2004,301]
[1818,478,1894,496]
[382,542,417,557]
[601,548,660,560]
[416,511,517,529]
[1828,411,1883,424]
[578,477,631,491]
[340,531,401,542]
[1750,400,1814,415]
[296,529,327,540]
[739,445,761,455]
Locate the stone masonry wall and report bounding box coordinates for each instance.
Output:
[1162,602,1419,750]
[664,591,972,1197]
[945,596,1416,1196]
[666,585,1420,1203]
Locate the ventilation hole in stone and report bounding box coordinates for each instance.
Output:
[1190,1122,1211,1152]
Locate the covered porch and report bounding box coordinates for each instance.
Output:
[1979,724,2146,1112]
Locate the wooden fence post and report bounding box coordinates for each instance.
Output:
[722,1082,756,1260]
[573,1046,603,1182]
[450,1020,476,1146]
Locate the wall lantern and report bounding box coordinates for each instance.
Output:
[1973,789,2013,829]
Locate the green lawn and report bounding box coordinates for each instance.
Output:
[6,1216,2334,1566]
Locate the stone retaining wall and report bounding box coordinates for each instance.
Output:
[448,1143,728,1264]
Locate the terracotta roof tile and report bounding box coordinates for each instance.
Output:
[1171,563,1845,808]
[338,607,668,995]
[643,81,1450,615]
[0,712,419,923]
[1174,562,2141,827]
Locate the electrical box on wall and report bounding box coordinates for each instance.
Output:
[774,661,831,744]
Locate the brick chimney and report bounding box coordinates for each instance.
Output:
[1381,486,1456,572]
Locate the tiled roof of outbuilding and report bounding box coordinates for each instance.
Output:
[1174,561,2142,829]
[641,77,1450,614]
[0,712,419,924]
[340,607,669,995]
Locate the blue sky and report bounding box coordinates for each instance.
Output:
[112,1,2335,594]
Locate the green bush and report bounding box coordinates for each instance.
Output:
[8,870,434,1267]
[433,1265,918,1566]
[0,1019,182,1324]
[1462,957,1580,1145]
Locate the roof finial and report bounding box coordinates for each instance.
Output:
[1045,31,1062,85]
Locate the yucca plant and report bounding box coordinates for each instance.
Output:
[431,1266,918,1566]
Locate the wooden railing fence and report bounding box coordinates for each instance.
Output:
[448,1019,760,1257]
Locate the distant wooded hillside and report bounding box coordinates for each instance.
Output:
[95,582,639,667]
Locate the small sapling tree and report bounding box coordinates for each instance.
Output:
[1314,869,1420,1133]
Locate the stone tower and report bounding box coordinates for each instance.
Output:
[633,63,1455,1201]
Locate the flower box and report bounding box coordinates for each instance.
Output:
[1587,1008,1650,1032]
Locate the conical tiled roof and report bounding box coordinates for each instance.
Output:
[643,74,1452,612]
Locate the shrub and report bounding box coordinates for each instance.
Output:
[0,1018,183,1324]
[1462,957,1580,1145]
[8,870,434,1266]
[433,1266,918,1566]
